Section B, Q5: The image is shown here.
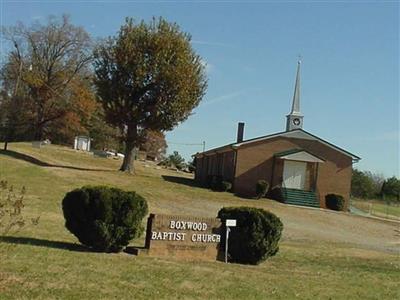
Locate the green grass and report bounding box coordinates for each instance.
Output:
[1,241,398,299]
[1,143,399,299]
[352,199,400,220]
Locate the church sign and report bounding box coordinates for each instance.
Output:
[144,214,222,260]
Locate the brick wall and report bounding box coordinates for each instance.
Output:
[195,150,236,186]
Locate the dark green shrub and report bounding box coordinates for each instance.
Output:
[217,207,283,265]
[256,180,269,199]
[211,177,231,192]
[207,175,223,190]
[206,175,214,188]
[62,186,148,252]
[220,181,232,192]
[268,186,284,202]
[325,194,345,211]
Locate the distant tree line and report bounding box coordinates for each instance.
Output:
[0,15,206,173]
[351,169,399,202]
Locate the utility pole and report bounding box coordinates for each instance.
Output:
[202,141,205,152]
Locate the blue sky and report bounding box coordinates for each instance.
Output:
[1,1,399,177]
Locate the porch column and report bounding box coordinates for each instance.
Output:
[314,162,320,192]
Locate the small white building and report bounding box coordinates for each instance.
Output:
[74,136,91,151]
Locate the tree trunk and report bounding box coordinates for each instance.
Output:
[34,124,44,141]
[34,107,45,141]
[34,99,45,141]
[119,124,137,173]
[3,120,15,150]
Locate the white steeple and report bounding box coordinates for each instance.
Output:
[286,59,304,131]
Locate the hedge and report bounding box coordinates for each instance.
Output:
[325,194,345,211]
[256,180,269,199]
[62,185,148,252]
[217,206,283,264]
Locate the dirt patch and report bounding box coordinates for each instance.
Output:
[0,272,23,292]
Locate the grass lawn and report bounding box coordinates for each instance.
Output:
[352,199,400,220]
[1,143,399,299]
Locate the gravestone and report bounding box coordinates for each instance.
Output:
[32,141,42,148]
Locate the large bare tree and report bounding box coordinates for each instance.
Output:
[1,15,93,141]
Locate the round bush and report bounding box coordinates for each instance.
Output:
[220,181,232,192]
[256,180,269,199]
[325,193,345,211]
[269,187,284,202]
[62,186,148,252]
[217,207,283,265]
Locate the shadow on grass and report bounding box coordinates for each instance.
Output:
[0,236,89,252]
[161,175,256,200]
[0,149,114,172]
[161,175,199,188]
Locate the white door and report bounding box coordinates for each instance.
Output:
[283,160,306,189]
[81,140,88,151]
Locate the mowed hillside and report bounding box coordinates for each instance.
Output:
[0,143,399,299]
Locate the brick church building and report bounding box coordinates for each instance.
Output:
[193,61,360,209]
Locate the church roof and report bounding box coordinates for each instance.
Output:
[195,128,361,162]
[274,148,325,163]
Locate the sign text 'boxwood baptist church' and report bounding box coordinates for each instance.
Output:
[141,214,223,260]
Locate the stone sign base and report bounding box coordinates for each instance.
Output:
[129,214,223,261]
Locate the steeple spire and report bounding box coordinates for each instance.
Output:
[290,59,301,114]
[286,59,304,131]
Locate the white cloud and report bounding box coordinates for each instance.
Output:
[201,90,244,107]
[200,87,264,107]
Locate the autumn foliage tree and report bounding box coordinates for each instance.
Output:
[87,107,121,151]
[47,78,98,144]
[140,130,167,161]
[93,17,207,173]
[1,15,93,141]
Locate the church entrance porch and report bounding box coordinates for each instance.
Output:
[273,149,325,192]
[271,149,325,208]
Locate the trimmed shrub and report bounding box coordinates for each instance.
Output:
[62,186,148,252]
[207,175,223,190]
[325,194,345,211]
[217,207,283,265]
[206,175,215,188]
[256,180,269,199]
[220,181,232,192]
[268,186,284,202]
